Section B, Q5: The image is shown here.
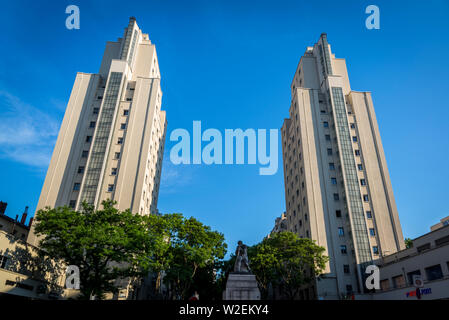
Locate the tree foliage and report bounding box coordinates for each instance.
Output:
[34,200,156,299]
[249,232,328,299]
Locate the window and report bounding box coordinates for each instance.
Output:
[115,152,120,159]
[336,210,342,218]
[107,184,114,192]
[343,265,350,274]
[0,255,8,269]
[369,228,376,236]
[435,235,449,246]
[86,136,92,143]
[363,194,369,202]
[123,110,129,116]
[372,246,379,255]
[355,150,360,156]
[305,213,308,221]
[358,164,363,171]
[97,96,103,100]
[82,150,89,158]
[407,270,421,285]
[350,123,355,129]
[417,243,431,252]
[329,163,335,170]
[331,178,337,185]
[323,122,329,128]
[340,245,347,254]
[392,275,405,288]
[120,123,126,130]
[89,121,96,128]
[380,279,390,291]
[117,137,123,144]
[93,107,99,114]
[352,136,358,142]
[327,148,333,156]
[126,98,132,101]
[425,265,443,281]
[360,179,366,186]
[321,110,326,114]
[325,134,331,141]
[69,200,76,209]
[77,166,84,174]
[366,211,372,219]
[338,227,344,236]
[73,183,81,191]
[111,168,117,175]
[346,285,353,293]
[333,193,339,201]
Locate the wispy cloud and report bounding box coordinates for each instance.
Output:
[0,91,62,168]
[160,152,194,194]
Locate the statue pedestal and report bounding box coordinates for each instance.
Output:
[223,273,261,300]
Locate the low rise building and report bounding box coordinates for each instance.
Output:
[366,222,449,300]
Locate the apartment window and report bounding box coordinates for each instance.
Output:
[305,213,308,221]
[435,235,449,246]
[407,270,421,285]
[126,98,132,101]
[89,121,96,128]
[120,123,126,130]
[73,183,81,191]
[340,245,347,254]
[417,243,431,253]
[299,219,302,227]
[329,163,335,170]
[306,230,309,238]
[366,211,372,219]
[369,228,376,236]
[358,164,363,171]
[115,152,120,159]
[355,150,360,156]
[107,184,114,192]
[380,279,390,291]
[111,168,117,175]
[338,227,345,236]
[363,194,369,202]
[336,210,342,218]
[333,193,339,201]
[392,275,405,288]
[82,150,89,158]
[97,96,103,100]
[352,136,358,142]
[323,122,329,128]
[93,107,99,114]
[360,179,366,186]
[425,265,443,281]
[331,178,337,185]
[86,136,92,143]
[327,148,333,156]
[69,200,76,209]
[350,123,355,129]
[117,137,123,144]
[0,255,8,269]
[372,246,379,255]
[123,109,129,116]
[325,134,331,141]
[343,265,350,274]
[77,166,85,174]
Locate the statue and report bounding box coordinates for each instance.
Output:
[234,240,251,273]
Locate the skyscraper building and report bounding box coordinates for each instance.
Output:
[281,34,405,299]
[28,17,166,247]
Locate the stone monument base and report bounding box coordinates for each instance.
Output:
[223,273,261,300]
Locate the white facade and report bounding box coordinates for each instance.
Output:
[281,34,405,299]
[28,17,167,246]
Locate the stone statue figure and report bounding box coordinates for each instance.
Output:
[234,241,251,273]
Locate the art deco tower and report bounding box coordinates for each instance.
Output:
[281,34,405,299]
[28,17,166,246]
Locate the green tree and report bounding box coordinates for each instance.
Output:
[34,200,156,299]
[249,232,328,300]
[405,238,413,249]
[162,216,227,300]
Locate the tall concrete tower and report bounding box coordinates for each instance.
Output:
[28,17,166,246]
[281,34,405,299]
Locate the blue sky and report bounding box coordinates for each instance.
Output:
[0,0,448,253]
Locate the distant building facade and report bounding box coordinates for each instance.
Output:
[269,212,288,237]
[430,216,449,232]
